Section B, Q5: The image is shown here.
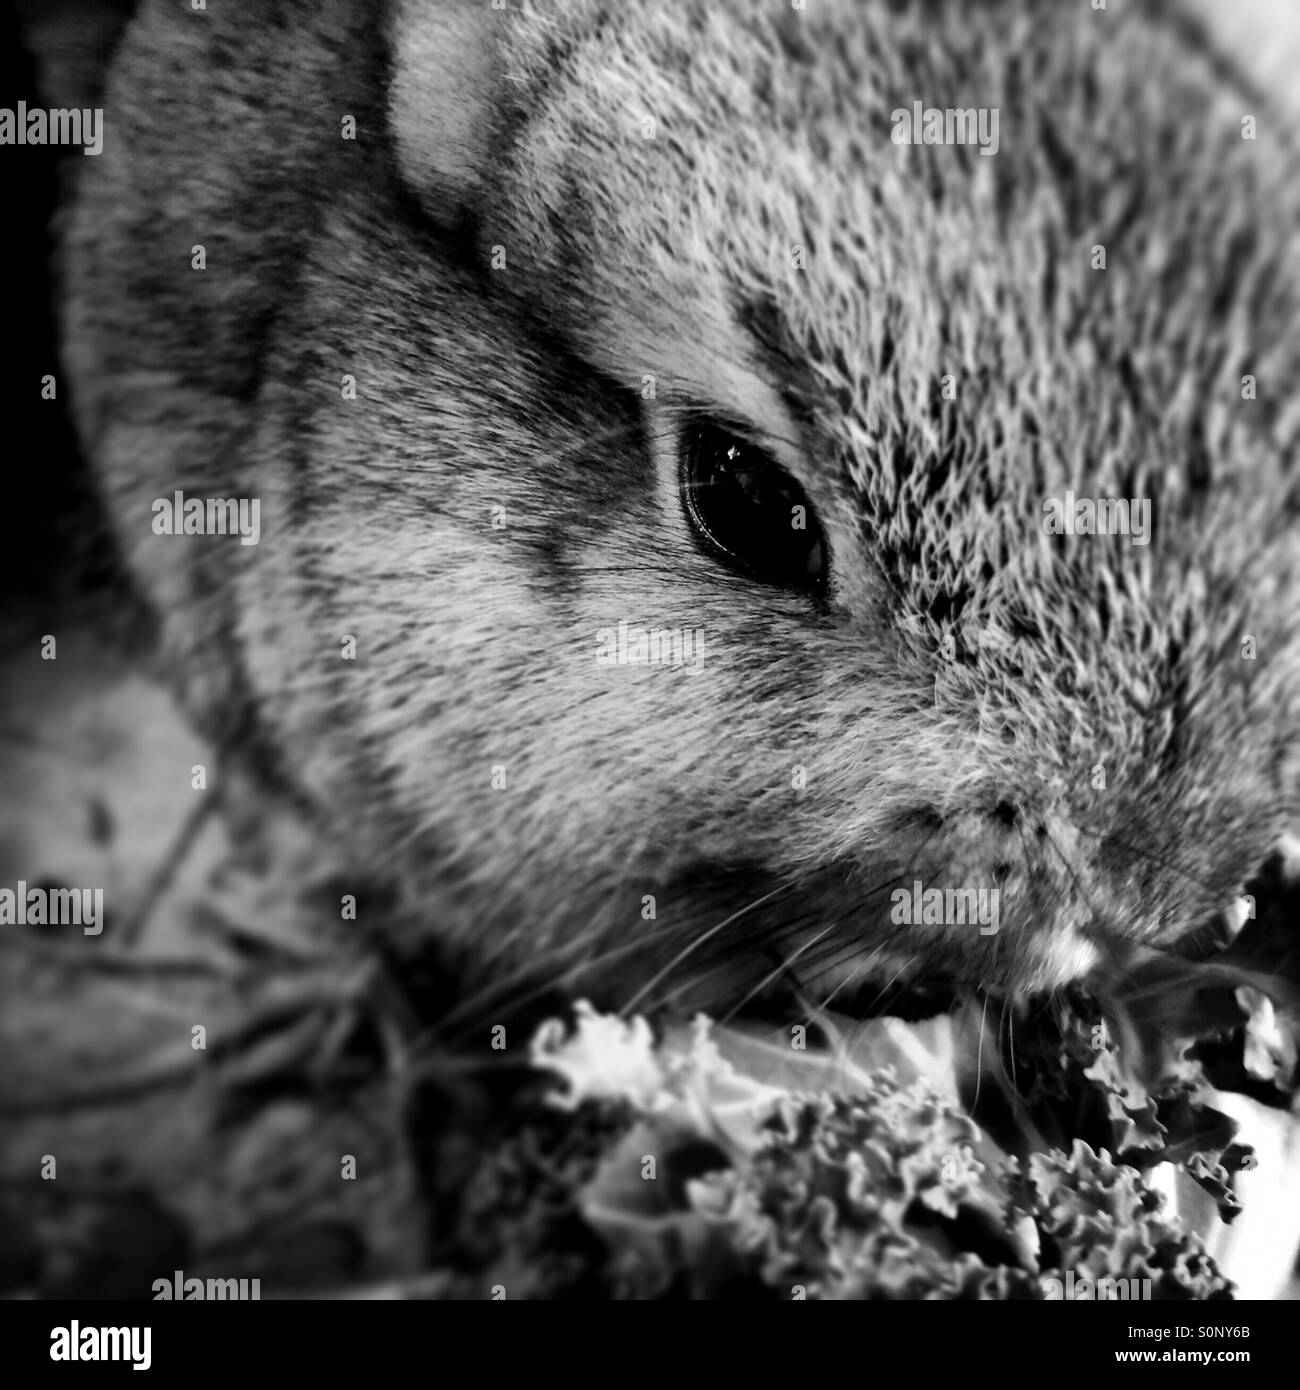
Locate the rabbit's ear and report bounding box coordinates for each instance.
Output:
[13,0,135,114]
[388,0,508,230]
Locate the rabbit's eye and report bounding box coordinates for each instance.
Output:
[680,423,827,595]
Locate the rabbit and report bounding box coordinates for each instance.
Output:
[57,0,1300,1029]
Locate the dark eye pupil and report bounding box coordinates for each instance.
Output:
[681,424,827,595]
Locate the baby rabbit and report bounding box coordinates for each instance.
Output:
[61,0,1300,1018]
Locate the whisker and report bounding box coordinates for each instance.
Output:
[1038,824,1114,949]
[1007,996,1018,1098]
[971,990,989,1112]
[861,952,919,1016]
[815,940,890,1012]
[618,880,797,1018]
[1070,822,1224,900]
[717,923,839,1026]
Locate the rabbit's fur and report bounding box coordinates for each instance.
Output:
[62,0,1300,1011]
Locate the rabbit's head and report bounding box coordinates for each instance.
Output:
[69,0,1300,1010]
